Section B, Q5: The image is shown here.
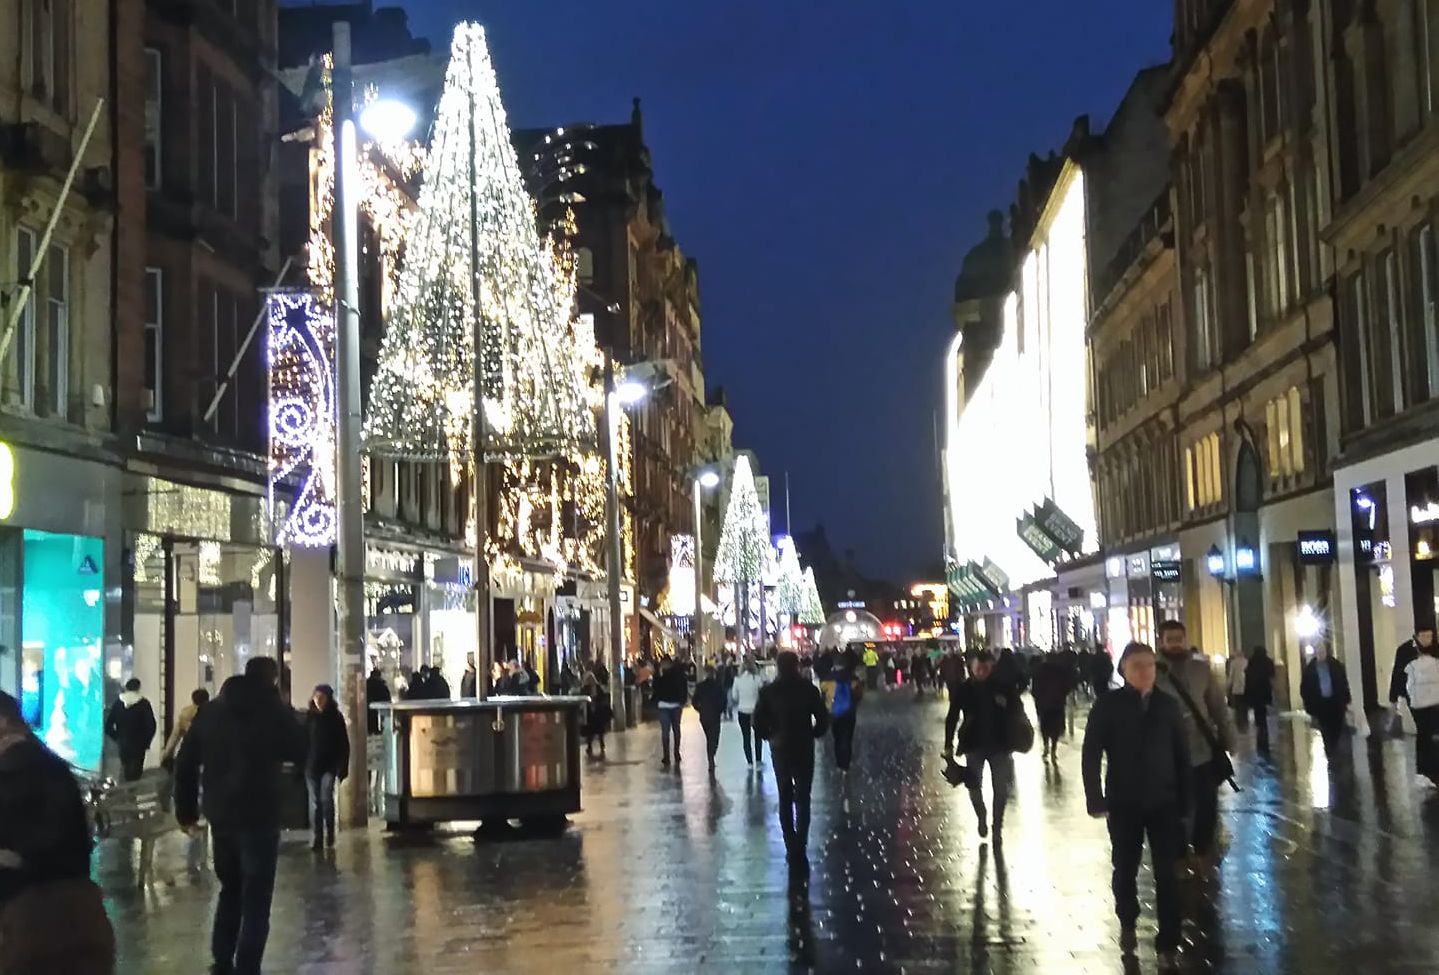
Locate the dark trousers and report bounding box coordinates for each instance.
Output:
[832,710,857,770]
[738,711,763,764]
[701,716,721,766]
[210,828,281,975]
[1414,705,1439,780]
[120,750,145,782]
[1251,701,1270,749]
[1190,761,1220,855]
[1310,701,1346,754]
[944,690,963,751]
[965,747,1013,827]
[773,755,815,855]
[1107,803,1183,951]
[658,706,682,762]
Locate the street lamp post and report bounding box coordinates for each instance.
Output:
[693,469,720,660]
[330,21,368,827]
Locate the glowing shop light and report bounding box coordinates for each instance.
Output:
[359,98,418,142]
[1234,538,1257,574]
[1295,605,1323,641]
[615,380,649,405]
[697,469,721,489]
[1206,546,1226,577]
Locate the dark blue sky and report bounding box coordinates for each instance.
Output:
[402,0,1173,582]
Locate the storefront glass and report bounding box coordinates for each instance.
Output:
[20,529,105,770]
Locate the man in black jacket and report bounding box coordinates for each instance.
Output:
[652,656,689,768]
[1083,642,1190,969]
[1389,622,1435,713]
[947,650,1022,841]
[105,677,158,781]
[753,652,830,869]
[175,656,305,975]
[691,665,727,774]
[1301,645,1352,754]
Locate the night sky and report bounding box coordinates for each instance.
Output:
[399,0,1173,582]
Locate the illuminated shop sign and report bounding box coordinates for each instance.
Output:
[0,441,14,519]
[1017,510,1062,564]
[1412,501,1439,525]
[1035,498,1084,555]
[1150,560,1182,583]
[1297,530,1336,565]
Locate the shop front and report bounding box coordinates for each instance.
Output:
[1054,554,1107,652]
[492,559,557,688]
[1336,441,1439,710]
[124,474,281,767]
[0,440,122,774]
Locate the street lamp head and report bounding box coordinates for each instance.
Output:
[615,379,649,405]
[697,469,721,489]
[360,98,418,142]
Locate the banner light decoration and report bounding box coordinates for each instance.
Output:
[267,291,338,547]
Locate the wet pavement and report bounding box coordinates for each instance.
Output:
[103,690,1439,973]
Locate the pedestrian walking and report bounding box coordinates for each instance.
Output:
[1244,646,1276,752]
[946,649,1023,842]
[826,645,864,773]
[1404,637,1439,786]
[1090,648,1115,695]
[0,689,116,975]
[1225,652,1248,726]
[1082,642,1190,970]
[862,645,880,690]
[1030,653,1069,761]
[304,685,350,852]
[1154,620,1235,865]
[161,688,210,770]
[1300,646,1352,755]
[653,656,689,768]
[733,658,767,767]
[365,667,391,734]
[104,678,157,782]
[911,652,932,698]
[581,673,611,758]
[1389,622,1435,734]
[941,650,966,757]
[753,652,830,873]
[174,656,305,975]
[692,665,727,775]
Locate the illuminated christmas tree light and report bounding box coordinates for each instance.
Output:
[362,22,592,468]
[799,566,825,625]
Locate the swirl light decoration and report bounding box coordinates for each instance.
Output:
[266,291,338,546]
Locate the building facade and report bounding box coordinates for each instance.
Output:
[1325,0,1439,709]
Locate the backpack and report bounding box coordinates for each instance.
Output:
[832,679,853,718]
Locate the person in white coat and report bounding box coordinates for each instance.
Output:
[733,657,768,768]
[1405,639,1439,786]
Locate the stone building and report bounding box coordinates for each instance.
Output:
[515,103,707,654]
[1165,0,1341,707]
[1325,0,1439,709]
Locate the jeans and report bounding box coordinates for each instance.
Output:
[737,711,763,764]
[306,771,336,843]
[1107,803,1183,951]
[210,828,280,975]
[773,755,815,855]
[965,747,1013,828]
[832,710,857,770]
[1189,761,1220,855]
[120,750,145,782]
[658,706,682,762]
[701,716,721,767]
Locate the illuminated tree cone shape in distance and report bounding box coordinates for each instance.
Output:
[799,566,825,625]
[363,22,592,468]
[774,536,805,618]
[713,456,770,586]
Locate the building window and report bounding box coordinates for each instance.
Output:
[144,48,162,189]
[198,68,239,220]
[576,246,594,285]
[144,267,163,421]
[1345,271,1373,430]
[1265,388,1306,480]
[8,228,70,418]
[1416,224,1439,399]
[28,0,71,116]
[1267,193,1290,317]
[1193,265,1217,371]
[1373,250,1403,418]
[1245,247,1260,340]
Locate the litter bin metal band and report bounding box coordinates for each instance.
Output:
[372,697,585,826]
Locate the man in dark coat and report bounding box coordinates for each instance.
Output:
[304,685,350,851]
[365,667,391,735]
[652,657,689,768]
[691,665,727,774]
[1244,646,1276,751]
[753,651,829,871]
[105,677,158,781]
[460,654,478,698]
[0,690,115,974]
[1301,645,1352,755]
[1083,642,1190,968]
[175,657,305,975]
[1389,622,1435,714]
[947,650,1024,841]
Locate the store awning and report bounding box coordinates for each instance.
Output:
[638,605,682,645]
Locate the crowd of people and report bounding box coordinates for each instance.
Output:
[3,614,1437,973]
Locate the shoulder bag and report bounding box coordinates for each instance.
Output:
[1167,671,1240,793]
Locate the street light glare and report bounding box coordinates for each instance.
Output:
[615,380,649,405]
[360,98,418,141]
[698,469,721,488]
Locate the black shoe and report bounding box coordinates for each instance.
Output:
[661,757,670,768]
[977,818,989,839]
[326,829,335,849]
[311,837,323,852]
[1119,925,1138,955]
